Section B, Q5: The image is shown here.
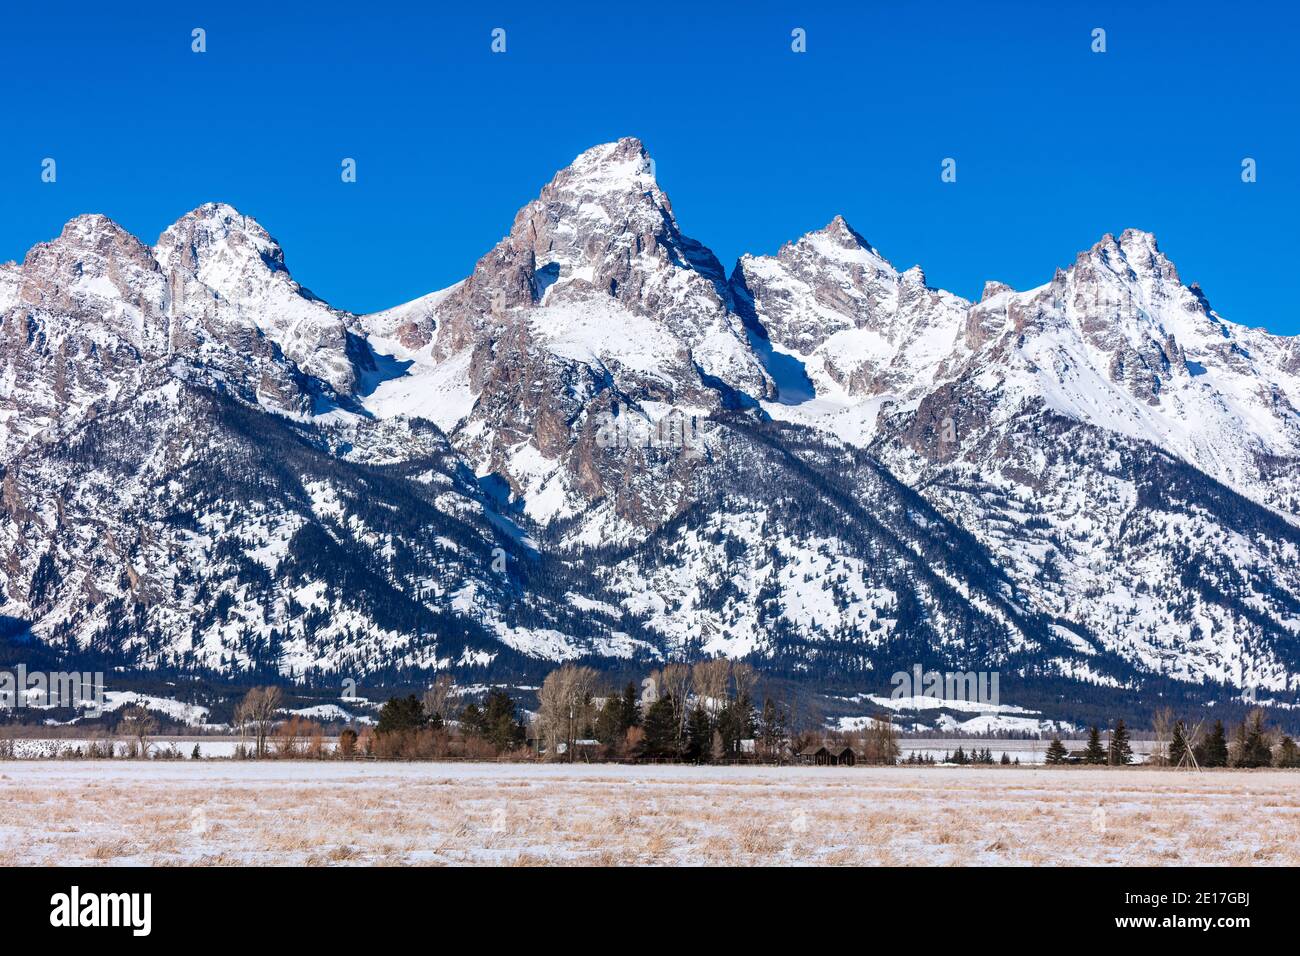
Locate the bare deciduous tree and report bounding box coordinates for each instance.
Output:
[235,686,283,758]
[731,662,757,704]
[861,713,901,765]
[1150,706,1174,766]
[661,663,692,740]
[692,659,731,715]
[537,665,597,760]
[117,705,157,758]
[422,673,454,723]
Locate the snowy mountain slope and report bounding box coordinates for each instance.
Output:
[153,203,360,396]
[592,413,1103,685]
[3,138,1299,713]
[0,374,656,680]
[874,403,1300,690]
[947,229,1300,518]
[850,231,1300,691]
[0,215,171,463]
[736,224,1300,523]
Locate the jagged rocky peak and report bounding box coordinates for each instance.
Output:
[444,138,733,314]
[730,214,900,356]
[0,215,169,462]
[1089,227,1167,266]
[154,202,358,395]
[155,202,295,301]
[555,136,657,194]
[813,214,882,256]
[766,214,896,276]
[1071,228,1182,294]
[17,213,166,325]
[426,136,769,395]
[732,215,970,399]
[1058,229,1234,365]
[981,280,1013,301]
[357,139,774,530]
[510,135,724,299]
[429,138,750,364]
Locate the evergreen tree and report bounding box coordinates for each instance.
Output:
[1000,752,1011,765]
[1107,720,1132,765]
[481,688,526,752]
[685,705,712,763]
[1236,712,1273,768]
[593,696,622,747]
[459,701,486,737]
[619,682,641,729]
[376,694,426,735]
[1045,737,1068,765]
[758,697,787,762]
[1083,726,1107,764]
[1277,735,1300,768]
[1194,720,1229,768]
[717,692,756,756]
[640,693,678,759]
[1168,720,1189,767]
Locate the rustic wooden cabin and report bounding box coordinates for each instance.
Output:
[799,742,860,766]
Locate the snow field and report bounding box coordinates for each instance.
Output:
[1,762,1295,866]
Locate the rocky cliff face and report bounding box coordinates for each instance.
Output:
[357,138,772,531]
[2,139,1298,714]
[732,215,971,401]
[154,202,359,397]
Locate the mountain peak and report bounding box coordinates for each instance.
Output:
[41,213,148,257]
[981,280,1013,301]
[20,213,159,302]
[784,215,891,274]
[59,212,125,235]
[162,202,278,251]
[183,201,246,221]
[818,215,878,254]
[1078,227,1178,286]
[1084,227,1162,261]
[155,202,288,281]
[553,137,656,195]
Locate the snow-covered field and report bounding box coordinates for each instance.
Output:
[1,762,1296,866]
[4,737,253,758]
[897,738,1164,765]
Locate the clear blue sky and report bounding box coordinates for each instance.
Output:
[2,1,1297,332]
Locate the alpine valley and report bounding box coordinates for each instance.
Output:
[4,138,1299,725]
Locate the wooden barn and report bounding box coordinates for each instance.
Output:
[798,742,860,766]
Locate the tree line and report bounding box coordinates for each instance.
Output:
[1042,709,1300,768]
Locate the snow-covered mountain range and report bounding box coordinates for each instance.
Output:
[3,137,1298,717]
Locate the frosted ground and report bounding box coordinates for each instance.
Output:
[1,762,1296,866]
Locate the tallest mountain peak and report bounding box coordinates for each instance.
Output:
[553,137,656,195]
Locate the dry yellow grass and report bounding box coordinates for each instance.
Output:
[1,762,1296,866]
